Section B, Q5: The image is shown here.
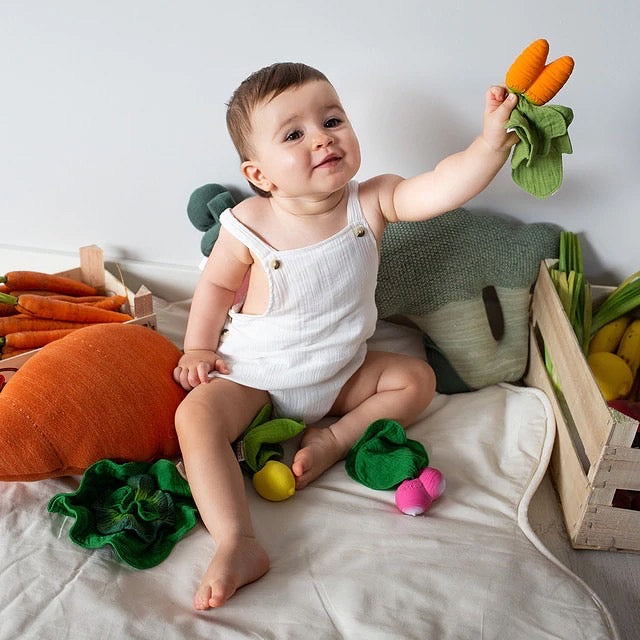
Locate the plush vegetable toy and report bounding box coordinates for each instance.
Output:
[0,323,186,482]
[395,467,446,516]
[234,403,305,501]
[506,39,574,106]
[504,38,575,198]
[344,418,445,516]
[48,458,198,569]
[187,183,236,257]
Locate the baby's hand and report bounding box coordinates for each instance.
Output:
[480,86,518,152]
[173,349,229,390]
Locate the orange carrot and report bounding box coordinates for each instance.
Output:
[506,39,549,94]
[0,292,132,323]
[8,290,72,297]
[524,55,575,105]
[1,347,34,360]
[0,328,81,350]
[16,293,128,309]
[49,294,110,303]
[89,294,128,311]
[0,315,96,334]
[0,303,16,317]
[0,271,98,296]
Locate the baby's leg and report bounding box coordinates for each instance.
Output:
[175,379,271,610]
[292,351,435,488]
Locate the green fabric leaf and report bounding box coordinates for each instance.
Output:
[512,149,565,199]
[93,475,177,543]
[234,404,306,473]
[551,132,573,156]
[508,107,537,168]
[506,95,574,199]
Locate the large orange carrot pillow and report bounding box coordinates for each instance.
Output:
[0,323,186,482]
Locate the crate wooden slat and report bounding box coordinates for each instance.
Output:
[525,260,640,552]
[0,245,156,381]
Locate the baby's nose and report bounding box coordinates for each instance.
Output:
[312,131,333,148]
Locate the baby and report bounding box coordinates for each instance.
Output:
[173,62,517,610]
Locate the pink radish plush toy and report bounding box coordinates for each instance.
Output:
[395,467,446,516]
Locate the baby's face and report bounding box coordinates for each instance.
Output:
[243,80,361,198]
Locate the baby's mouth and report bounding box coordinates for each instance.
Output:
[314,154,341,169]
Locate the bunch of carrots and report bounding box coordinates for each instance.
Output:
[505,38,574,105]
[0,270,132,360]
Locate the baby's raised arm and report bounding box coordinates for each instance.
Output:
[173,227,252,390]
[378,87,518,223]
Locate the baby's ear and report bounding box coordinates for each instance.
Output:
[241,161,273,194]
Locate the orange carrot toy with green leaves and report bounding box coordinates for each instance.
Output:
[504,38,575,198]
[506,38,574,105]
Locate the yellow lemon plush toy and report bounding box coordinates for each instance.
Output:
[252,460,296,502]
[234,404,304,502]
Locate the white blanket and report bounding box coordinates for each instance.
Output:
[0,320,618,639]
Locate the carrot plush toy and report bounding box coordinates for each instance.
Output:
[504,39,575,198]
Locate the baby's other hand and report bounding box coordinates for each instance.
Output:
[480,86,518,152]
[173,349,229,390]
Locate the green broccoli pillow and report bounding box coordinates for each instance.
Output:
[376,209,560,393]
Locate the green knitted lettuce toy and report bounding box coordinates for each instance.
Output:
[48,459,198,569]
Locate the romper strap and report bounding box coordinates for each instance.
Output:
[346,180,373,236]
[219,209,274,263]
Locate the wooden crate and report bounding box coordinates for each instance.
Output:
[525,260,640,552]
[1,245,156,381]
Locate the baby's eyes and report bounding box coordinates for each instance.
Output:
[324,117,342,128]
[283,117,342,142]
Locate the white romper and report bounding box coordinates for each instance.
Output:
[216,180,379,423]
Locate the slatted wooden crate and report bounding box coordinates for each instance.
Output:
[526,260,640,551]
[1,245,156,381]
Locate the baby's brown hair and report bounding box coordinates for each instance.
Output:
[226,62,329,196]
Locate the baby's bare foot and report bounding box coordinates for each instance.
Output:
[193,536,269,610]
[292,426,343,489]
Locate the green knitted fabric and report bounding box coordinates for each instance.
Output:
[345,419,429,490]
[187,183,237,256]
[376,209,559,315]
[507,95,574,199]
[48,459,198,569]
[376,210,560,391]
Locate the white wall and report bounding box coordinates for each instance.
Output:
[1,0,638,299]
